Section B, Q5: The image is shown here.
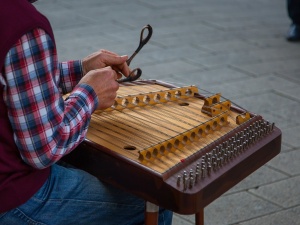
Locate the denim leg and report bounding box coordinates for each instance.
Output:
[287,0,300,24]
[0,163,173,225]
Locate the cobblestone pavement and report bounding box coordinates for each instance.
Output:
[35,0,300,224]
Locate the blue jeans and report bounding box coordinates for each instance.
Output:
[0,163,172,225]
[288,0,300,24]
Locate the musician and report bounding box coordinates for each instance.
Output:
[286,0,300,41]
[0,0,173,224]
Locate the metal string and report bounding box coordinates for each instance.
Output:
[90,83,245,165]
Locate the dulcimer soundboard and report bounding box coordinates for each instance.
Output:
[63,79,281,214]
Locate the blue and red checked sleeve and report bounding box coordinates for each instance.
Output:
[0,28,98,169]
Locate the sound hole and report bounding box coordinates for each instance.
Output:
[220,117,225,125]
[146,151,152,159]
[205,125,211,133]
[124,145,136,150]
[178,102,189,106]
[154,94,161,102]
[112,100,118,108]
[185,89,192,96]
[190,132,196,141]
[212,121,218,130]
[122,98,129,107]
[143,95,150,104]
[182,135,188,144]
[166,142,172,151]
[159,146,165,154]
[165,92,171,100]
[198,128,203,136]
[132,97,140,105]
[175,91,181,98]
[212,97,218,104]
[174,139,180,148]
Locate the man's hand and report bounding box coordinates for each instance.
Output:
[82,49,130,78]
[78,67,120,110]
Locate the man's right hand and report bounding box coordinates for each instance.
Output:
[78,67,120,110]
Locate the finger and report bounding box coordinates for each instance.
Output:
[101,53,128,66]
[116,72,122,80]
[101,49,119,57]
[111,69,119,80]
[114,62,130,77]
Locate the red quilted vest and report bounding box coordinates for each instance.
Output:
[0,0,54,212]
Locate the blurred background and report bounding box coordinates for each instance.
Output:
[35,0,300,224]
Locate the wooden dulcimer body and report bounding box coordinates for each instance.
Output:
[63,80,281,214]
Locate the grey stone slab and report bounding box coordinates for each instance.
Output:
[200,40,261,53]
[246,36,294,49]
[188,66,251,87]
[52,23,128,41]
[233,58,300,76]
[231,91,298,116]
[226,166,287,194]
[131,45,211,69]
[281,125,300,148]
[185,51,260,69]
[172,214,194,225]
[207,19,269,31]
[223,75,298,96]
[280,143,297,152]
[35,4,93,30]
[249,175,300,208]
[229,25,287,40]
[267,149,300,176]
[189,46,300,69]
[277,70,300,83]
[276,86,300,102]
[193,82,243,100]
[255,110,299,131]
[238,205,300,225]
[262,101,300,129]
[153,30,236,49]
[141,60,203,80]
[73,3,155,25]
[56,35,120,60]
[203,192,280,225]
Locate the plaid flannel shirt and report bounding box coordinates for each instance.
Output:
[0,28,98,169]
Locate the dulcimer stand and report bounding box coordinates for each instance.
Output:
[145,202,204,225]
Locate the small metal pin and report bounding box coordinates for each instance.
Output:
[271,122,275,131]
[196,165,200,173]
[189,169,194,178]
[201,167,206,178]
[177,175,181,187]
[212,148,216,155]
[219,157,223,166]
[207,165,212,175]
[223,153,228,163]
[213,162,218,171]
[189,177,194,189]
[184,177,188,190]
[195,172,199,183]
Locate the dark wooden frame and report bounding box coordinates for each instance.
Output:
[63,80,282,223]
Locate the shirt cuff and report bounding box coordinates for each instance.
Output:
[67,83,99,113]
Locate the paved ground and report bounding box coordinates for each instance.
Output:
[35,0,300,224]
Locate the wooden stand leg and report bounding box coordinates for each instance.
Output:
[195,208,204,225]
[145,201,159,225]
